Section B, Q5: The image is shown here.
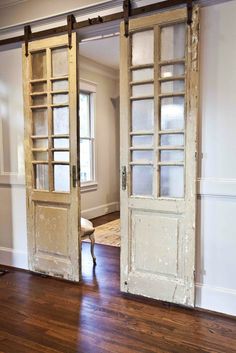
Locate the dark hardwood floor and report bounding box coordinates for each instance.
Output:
[91,211,120,227]
[0,216,236,352]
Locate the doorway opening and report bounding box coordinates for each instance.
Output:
[78,33,121,272]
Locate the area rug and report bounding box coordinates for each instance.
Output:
[83,219,120,247]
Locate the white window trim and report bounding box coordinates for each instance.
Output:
[80,79,98,192]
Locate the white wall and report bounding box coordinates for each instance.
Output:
[0,0,236,316]
[195,1,236,316]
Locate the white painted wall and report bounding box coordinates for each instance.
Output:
[0,0,236,316]
[195,1,236,316]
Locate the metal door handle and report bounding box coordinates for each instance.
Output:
[122,166,127,191]
[72,165,77,188]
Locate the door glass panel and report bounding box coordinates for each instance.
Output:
[53,138,69,148]
[54,165,70,192]
[132,150,153,162]
[32,95,47,106]
[161,64,185,78]
[53,152,70,162]
[132,30,154,66]
[33,109,48,136]
[132,84,154,97]
[132,165,153,196]
[132,100,154,131]
[160,150,184,162]
[31,51,46,79]
[31,82,46,93]
[52,80,69,91]
[80,139,92,182]
[160,134,184,146]
[132,69,154,82]
[33,139,48,149]
[161,23,186,61]
[160,97,184,130]
[52,94,69,105]
[160,166,184,198]
[53,107,69,135]
[35,164,49,190]
[161,80,185,94]
[132,135,153,147]
[52,47,68,77]
[33,152,48,161]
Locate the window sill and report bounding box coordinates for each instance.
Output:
[81,181,98,193]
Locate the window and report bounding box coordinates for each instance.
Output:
[79,83,96,190]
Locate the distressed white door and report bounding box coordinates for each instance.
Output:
[23,34,81,281]
[120,7,199,306]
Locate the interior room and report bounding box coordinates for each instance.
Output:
[0,0,236,352]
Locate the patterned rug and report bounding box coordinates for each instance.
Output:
[83,219,120,247]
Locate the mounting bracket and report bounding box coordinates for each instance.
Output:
[187,0,193,26]
[67,14,76,49]
[24,25,31,57]
[88,16,103,26]
[123,0,131,38]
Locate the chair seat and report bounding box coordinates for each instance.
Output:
[81,217,95,237]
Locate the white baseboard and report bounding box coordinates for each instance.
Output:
[0,247,28,270]
[81,201,120,220]
[195,283,236,316]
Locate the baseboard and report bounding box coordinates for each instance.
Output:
[195,283,236,316]
[81,201,120,220]
[0,247,28,270]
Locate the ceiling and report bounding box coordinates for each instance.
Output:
[0,0,27,8]
[80,35,119,70]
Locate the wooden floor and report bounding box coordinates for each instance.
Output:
[91,211,120,227]
[0,215,236,352]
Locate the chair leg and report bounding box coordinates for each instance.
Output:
[89,232,96,265]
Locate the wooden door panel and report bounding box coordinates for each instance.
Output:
[120,7,199,306]
[23,33,81,281]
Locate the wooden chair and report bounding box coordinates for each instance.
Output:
[81,218,96,265]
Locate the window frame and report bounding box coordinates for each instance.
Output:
[79,79,97,192]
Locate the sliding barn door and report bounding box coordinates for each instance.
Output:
[23,34,81,281]
[120,7,199,306]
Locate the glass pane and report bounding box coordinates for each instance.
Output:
[53,152,70,162]
[52,94,69,105]
[161,23,186,61]
[132,30,154,66]
[32,95,47,106]
[80,93,90,138]
[161,80,185,94]
[132,150,153,162]
[132,166,153,196]
[35,164,48,190]
[80,139,92,182]
[160,134,184,146]
[52,47,68,77]
[53,138,69,148]
[132,84,154,97]
[161,97,184,130]
[31,51,46,79]
[33,109,48,136]
[52,80,69,91]
[54,165,70,192]
[53,107,69,135]
[132,69,154,82]
[33,152,48,161]
[31,82,46,93]
[161,64,185,78]
[33,139,48,149]
[160,166,184,198]
[132,100,154,131]
[132,135,153,147]
[160,150,184,162]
